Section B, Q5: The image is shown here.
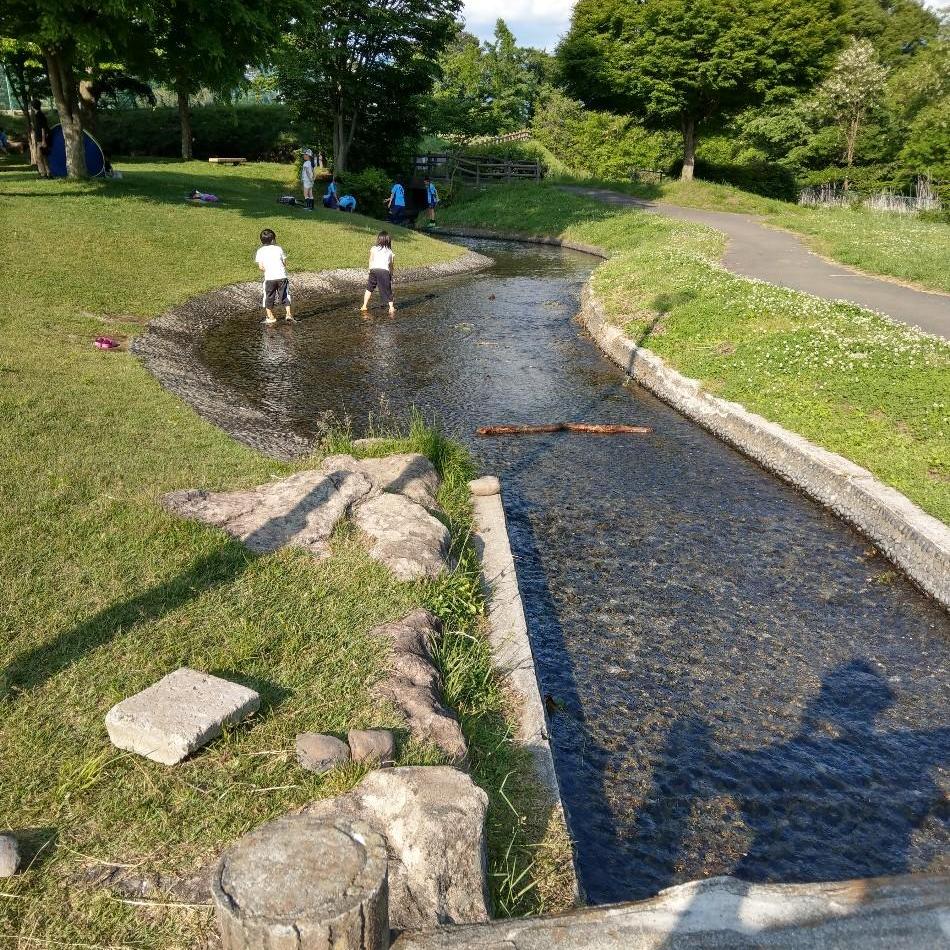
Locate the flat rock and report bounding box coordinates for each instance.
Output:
[0,834,20,877]
[325,453,441,511]
[295,733,350,774]
[301,766,490,930]
[468,475,501,497]
[348,729,396,766]
[371,610,468,764]
[162,468,373,557]
[353,493,452,580]
[105,668,260,765]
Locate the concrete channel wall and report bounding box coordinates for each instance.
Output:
[469,483,580,901]
[436,227,950,609]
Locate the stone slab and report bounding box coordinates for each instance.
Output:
[394,873,950,949]
[106,667,260,765]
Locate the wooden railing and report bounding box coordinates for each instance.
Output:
[414,152,541,185]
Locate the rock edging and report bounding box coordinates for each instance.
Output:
[468,478,580,901]
[132,251,494,460]
[436,226,950,609]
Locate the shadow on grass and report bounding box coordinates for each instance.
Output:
[0,542,254,699]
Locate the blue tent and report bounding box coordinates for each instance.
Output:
[47,124,106,178]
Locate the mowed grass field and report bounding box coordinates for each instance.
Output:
[0,161,571,946]
[440,184,950,525]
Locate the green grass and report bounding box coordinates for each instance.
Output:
[440,183,950,525]
[0,162,571,946]
[604,176,950,294]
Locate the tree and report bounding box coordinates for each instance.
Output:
[812,38,889,184]
[0,0,147,177]
[145,0,295,160]
[430,31,495,139]
[0,38,50,167]
[278,0,460,172]
[558,0,844,181]
[843,0,939,65]
[483,20,551,132]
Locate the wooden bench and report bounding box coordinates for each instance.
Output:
[208,157,247,166]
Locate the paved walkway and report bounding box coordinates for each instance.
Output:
[565,186,950,340]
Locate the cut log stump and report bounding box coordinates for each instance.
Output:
[476,423,652,437]
[213,814,389,949]
[208,157,247,166]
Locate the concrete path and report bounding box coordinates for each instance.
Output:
[565,186,950,339]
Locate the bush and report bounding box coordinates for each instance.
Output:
[690,158,800,201]
[92,104,318,161]
[342,167,391,217]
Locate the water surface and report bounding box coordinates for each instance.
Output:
[200,239,950,902]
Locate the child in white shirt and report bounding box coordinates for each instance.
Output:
[255,228,294,324]
[361,231,395,316]
[301,148,315,210]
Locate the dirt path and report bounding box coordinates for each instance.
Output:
[565,186,950,340]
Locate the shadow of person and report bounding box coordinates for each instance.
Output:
[630,660,950,901]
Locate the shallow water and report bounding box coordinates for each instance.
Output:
[200,239,950,902]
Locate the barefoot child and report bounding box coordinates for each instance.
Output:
[255,228,294,324]
[361,231,395,315]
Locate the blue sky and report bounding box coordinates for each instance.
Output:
[462,0,947,51]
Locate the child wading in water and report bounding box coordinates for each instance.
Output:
[255,228,294,324]
[361,231,395,316]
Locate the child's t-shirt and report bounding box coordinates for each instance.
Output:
[390,183,405,207]
[369,246,394,271]
[256,245,287,281]
[301,161,314,188]
[426,183,438,204]
[339,195,357,211]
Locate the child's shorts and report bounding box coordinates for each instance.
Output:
[263,278,291,308]
[367,268,393,304]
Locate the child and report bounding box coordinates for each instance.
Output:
[386,177,406,225]
[338,194,357,212]
[361,231,395,316]
[255,228,294,324]
[323,175,338,209]
[300,148,315,210]
[0,129,8,155]
[423,176,438,226]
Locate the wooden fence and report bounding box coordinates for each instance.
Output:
[413,152,541,185]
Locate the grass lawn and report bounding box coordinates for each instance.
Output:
[606,176,950,294]
[440,183,950,526]
[0,161,570,946]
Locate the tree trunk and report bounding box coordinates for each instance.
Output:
[177,89,193,160]
[79,69,97,133]
[680,116,697,182]
[332,107,358,173]
[843,113,861,191]
[44,45,88,178]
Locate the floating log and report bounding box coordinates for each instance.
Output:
[476,422,652,437]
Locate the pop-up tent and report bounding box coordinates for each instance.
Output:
[47,124,106,178]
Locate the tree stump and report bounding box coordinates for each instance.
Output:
[212,815,389,950]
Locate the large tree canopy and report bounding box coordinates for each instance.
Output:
[558,0,844,179]
[144,0,296,160]
[278,0,460,172]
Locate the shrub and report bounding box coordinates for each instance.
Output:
[92,104,318,161]
[342,167,391,217]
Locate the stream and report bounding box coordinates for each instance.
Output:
[197,238,949,903]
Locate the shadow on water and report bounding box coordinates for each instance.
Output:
[148,236,950,903]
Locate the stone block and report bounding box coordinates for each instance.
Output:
[295,733,351,774]
[348,729,396,766]
[468,476,500,497]
[105,668,260,765]
[0,834,20,877]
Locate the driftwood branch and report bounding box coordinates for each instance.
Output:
[476,423,652,437]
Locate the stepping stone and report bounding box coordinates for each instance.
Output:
[344,453,441,511]
[296,733,350,774]
[347,729,396,766]
[353,493,452,581]
[105,668,260,765]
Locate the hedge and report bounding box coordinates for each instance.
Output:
[91,104,316,162]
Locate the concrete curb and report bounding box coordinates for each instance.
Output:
[131,251,494,460]
[438,226,950,609]
[469,482,581,902]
